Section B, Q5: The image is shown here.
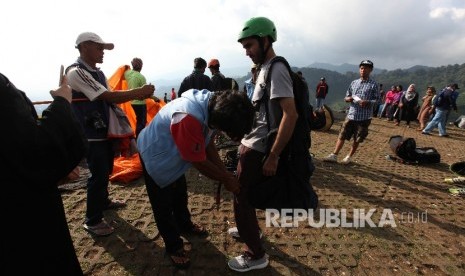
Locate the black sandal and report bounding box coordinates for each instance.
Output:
[168,249,190,269]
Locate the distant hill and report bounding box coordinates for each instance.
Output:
[308,62,359,74]
[36,62,463,121]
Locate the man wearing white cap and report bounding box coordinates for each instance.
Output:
[66,32,155,236]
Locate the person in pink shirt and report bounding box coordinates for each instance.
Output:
[380,85,396,118]
[387,85,403,121]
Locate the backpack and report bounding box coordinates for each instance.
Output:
[221,77,239,91]
[262,56,311,152]
[248,56,318,211]
[395,137,417,161]
[392,136,441,164]
[433,89,451,108]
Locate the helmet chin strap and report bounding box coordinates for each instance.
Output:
[257,37,271,64]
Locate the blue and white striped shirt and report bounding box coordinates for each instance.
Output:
[346,78,379,121]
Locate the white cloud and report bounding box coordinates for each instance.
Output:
[1,0,465,100]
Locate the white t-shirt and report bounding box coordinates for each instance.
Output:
[66,60,108,101]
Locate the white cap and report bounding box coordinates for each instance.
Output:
[75,32,114,50]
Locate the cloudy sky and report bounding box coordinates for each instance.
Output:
[2,0,465,101]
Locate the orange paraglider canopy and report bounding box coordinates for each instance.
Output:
[108,65,166,184]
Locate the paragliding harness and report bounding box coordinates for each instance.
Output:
[247,56,318,211]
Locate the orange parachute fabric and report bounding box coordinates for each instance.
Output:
[107,65,166,184]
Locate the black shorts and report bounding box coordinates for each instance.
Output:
[338,118,371,143]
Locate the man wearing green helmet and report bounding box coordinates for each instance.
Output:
[228,17,298,272]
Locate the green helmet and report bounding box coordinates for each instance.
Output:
[238,17,277,42]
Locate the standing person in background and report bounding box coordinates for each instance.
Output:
[323,60,379,164]
[171,87,176,101]
[163,92,169,103]
[387,85,403,121]
[67,32,155,236]
[374,83,385,117]
[396,83,418,127]
[208,58,226,91]
[1,73,87,275]
[125,57,147,137]
[380,85,396,118]
[243,63,258,100]
[315,77,329,109]
[446,83,460,122]
[417,86,436,131]
[422,83,459,137]
[178,57,212,97]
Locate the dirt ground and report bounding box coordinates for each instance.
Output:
[61,115,465,276]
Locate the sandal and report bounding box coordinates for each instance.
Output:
[181,223,208,237]
[168,249,190,269]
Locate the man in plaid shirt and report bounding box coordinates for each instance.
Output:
[324,60,379,164]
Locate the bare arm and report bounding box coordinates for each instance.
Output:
[98,84,155,104]
[191,138,240,194]
[263,97,298,176]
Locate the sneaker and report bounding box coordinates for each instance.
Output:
[444,176,465,184]
[421,132,431,135]
[227,227,263,239]
[341,155,351,164]
[439,134,449,137]
[83,220,114,236]
[448,187,465,196]
[323,153,337,163]
[228,252,269,272]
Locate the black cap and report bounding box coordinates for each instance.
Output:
[321,77,325,80]
[449,83,460,90]
[359,60,374,68]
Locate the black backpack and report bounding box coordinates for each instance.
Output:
[247,56,318,211]
[433,89,452,108]
[396,137,417,161]
[262,56,311,152]
[395,137,441,164]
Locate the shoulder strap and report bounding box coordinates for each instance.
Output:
[261,56,292,132]
[264,56,291,85]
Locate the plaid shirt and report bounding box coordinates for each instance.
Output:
[346,78,379,121]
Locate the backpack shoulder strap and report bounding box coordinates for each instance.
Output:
[65,62,80,74]
[261,56,293,133]
[264,56,291,85]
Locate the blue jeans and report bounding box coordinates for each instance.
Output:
[423,108,448,135]
[85,141,114,225]
[316,98,325,109]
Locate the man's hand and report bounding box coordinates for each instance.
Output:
[139,84,155,99]
[359,100,369,108]
[344,96,353,102]
[263,152,279,176]
[223,175,240,194]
